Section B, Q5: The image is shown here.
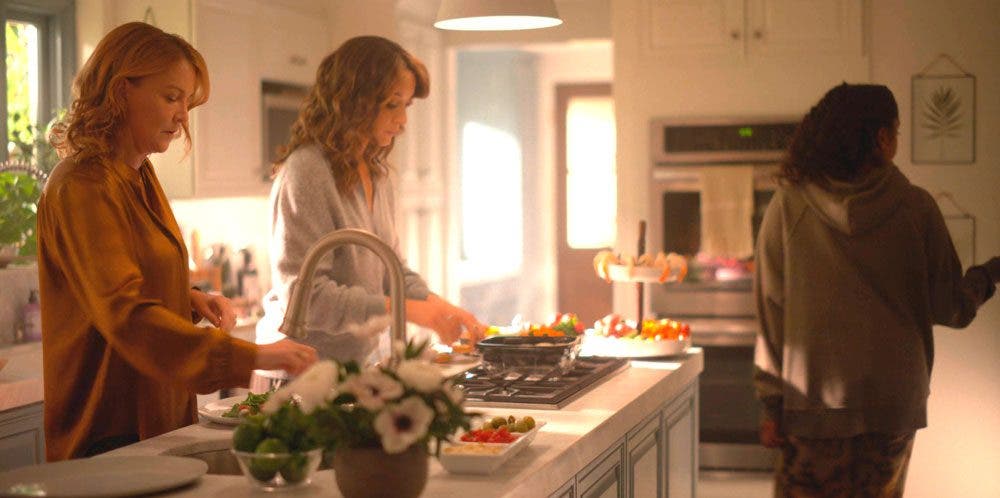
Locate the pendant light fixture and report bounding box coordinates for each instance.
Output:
[434,0,563,31]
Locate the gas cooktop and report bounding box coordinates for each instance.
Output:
[455,357,629,410]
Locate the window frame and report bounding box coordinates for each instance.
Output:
[1,0,76,162]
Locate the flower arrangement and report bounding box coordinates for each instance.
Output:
[232,340,475,459]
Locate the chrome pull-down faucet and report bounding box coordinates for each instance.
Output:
[279,228,407,367]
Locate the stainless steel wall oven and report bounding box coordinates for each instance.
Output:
[648,117,799,471]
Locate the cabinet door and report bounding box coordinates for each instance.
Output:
[578,438,627,498]
[111,0,195,198]
[746,0,863,56]
[255,4,328,86]
[550,477,577,498]
[0,402,45,471]
[627,412,664,498]
[664,385,698,498]
[192,0,266,197]
[645,0,744,55]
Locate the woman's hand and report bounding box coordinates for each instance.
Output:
[401,294,486,345]
[759,416,785,448]
[255,339,318,376]
[190,289,237,332]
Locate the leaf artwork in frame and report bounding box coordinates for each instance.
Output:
[911,74,975,164]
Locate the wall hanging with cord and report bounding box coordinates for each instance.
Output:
[912,53,975,164]
[935,191,976,268]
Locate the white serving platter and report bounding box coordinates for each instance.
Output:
[0,456,207,497]
[438,420,546,475]
[605,264,680,283]
[580,334,690,358]
[197,395,253,426]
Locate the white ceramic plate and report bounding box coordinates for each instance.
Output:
[197,395,252,426]
[580,335,690,358]
[0,456,207,497]
[438,420,546,475]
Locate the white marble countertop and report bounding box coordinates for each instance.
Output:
[105,349,704,497]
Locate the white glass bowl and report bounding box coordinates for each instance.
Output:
[231,448,322,490]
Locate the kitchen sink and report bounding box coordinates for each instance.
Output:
[161,440,241,475]
[161,439,333,475]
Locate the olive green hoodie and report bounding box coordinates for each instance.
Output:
[753,164,994,438]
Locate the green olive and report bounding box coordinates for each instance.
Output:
[507,415,516,425]
[490,416,507,428]
[522,416,536,430]
[510,421,529,433]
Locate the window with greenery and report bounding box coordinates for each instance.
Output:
[1,0,75,258]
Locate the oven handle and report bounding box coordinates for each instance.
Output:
[691,330,757,347]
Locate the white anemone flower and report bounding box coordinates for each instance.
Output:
[341,370,404,411]
[262,360,339,415]
[373,396,434,454]
[395,359,443,393]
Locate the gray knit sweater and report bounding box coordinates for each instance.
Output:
[258,144,430,363]
[753,164,994,438]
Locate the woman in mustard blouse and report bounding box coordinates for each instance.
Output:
[38,22,318,460]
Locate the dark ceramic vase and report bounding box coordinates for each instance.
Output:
[332,445,429,498]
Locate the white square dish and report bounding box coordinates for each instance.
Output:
[438,420,545,475]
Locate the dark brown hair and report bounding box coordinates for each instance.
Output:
[273,36,429,193]
[779,83,898,186]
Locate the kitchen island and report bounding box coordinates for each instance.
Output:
[107,349,703,498]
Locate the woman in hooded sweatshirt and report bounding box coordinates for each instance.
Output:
[753,83,999,497]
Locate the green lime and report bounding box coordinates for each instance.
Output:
[489,416,507,428]
[249,438,288,482]
[232,423,264,452]
[279,453,310,483]
[510,421,529,433]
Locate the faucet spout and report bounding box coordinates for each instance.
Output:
[279,228,407,367]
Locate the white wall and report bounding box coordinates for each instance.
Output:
[871,2,1000,497]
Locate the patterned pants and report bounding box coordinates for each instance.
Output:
[775,432,915,498]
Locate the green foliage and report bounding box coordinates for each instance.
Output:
[921,86,963,140]
[0,172,40,254]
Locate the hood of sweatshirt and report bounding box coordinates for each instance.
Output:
[799,164,910,236]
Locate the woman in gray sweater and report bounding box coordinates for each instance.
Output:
[753,83,999,497]
[257,36,484,365]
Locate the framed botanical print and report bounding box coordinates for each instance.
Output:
[911,55,976,164]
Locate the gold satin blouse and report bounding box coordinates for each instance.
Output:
[37,157,257,460]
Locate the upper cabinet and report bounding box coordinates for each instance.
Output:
[646,0,864,58]
[255,3,327,86]
[190,0,328,197]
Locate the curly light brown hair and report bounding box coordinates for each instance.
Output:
[49,22,209,166]
[272,36,429,193]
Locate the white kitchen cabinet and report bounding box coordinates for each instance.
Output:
[0,402,44,471]
[645,0,863,59]
[191,0,265,198]
[549,380,699,498]
[254,3,327,86]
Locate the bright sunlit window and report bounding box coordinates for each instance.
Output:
[566,96,616,248]
[5,20,41,157]
[459,121,523,281]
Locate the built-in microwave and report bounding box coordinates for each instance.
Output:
[261,81,308,181]
[648,116,799,472]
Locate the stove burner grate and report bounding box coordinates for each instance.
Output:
[456,356,628,409]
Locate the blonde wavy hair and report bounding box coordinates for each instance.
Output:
[272,36,429,193]
[49,22,209,165]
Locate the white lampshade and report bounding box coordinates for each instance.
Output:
[434,0,563,31]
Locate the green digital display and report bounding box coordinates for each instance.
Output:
[738,127,753,138]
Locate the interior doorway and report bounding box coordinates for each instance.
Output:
[555,83,615,325]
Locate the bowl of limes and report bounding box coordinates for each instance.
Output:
[231,417,323,490]
[231,444,322,490]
